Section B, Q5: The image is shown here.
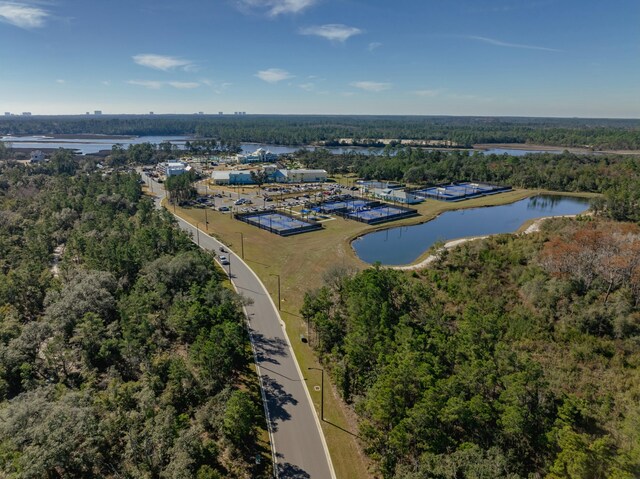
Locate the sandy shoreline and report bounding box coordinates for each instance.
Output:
[3,134,136,140]
[473,143,640,156]
[390,214,578,271]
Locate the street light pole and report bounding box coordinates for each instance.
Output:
[196,224,200,247]
[308,367,324,421]
[239,232,244,259]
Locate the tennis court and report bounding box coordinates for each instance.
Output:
[357,180,404,190]
[346,205,418,224]
[311,195,418,224]
[236,210,322,236]
[319,197,370,213]
[413,182,511,202]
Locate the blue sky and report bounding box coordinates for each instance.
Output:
[0,0,638,117]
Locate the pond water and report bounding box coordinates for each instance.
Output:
[352,195,590,266]
[481,148,562,156]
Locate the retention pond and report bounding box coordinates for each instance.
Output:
[352,195,590,266]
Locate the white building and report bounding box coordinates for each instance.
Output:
[30,150,46,163]
[211,167,327,185]
[279,169,327,183]
[235,148,278,164]
[162,161,191,177]
[371,188,423,205]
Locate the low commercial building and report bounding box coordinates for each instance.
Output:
[211,167,327,185]
[371,187,424,205]
[211,170,259,185]
[279,169,327,183]
[161,161,191,177]
[234,148,279,164]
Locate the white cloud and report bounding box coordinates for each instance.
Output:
[350,81,391,92]
[169,81,200,89]
[127,80,163,89]
[255,68,293,83]
[101,80,111,86]
[127,80,205,90]
[368,42,382,52]
[56,79,65,84]
[132,54,195,71]
[237,0,316,16]
[299,82,315,91]
[299,24,363,42]
[201,79,233,94]
[0,2,49,28]
[465,35,562,52]
[414,89,442,97]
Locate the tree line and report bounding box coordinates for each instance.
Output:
[1,115,639,149]
[302,219,640,478]
[0,161,269,478]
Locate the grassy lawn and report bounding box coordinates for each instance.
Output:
[162,184,598,479]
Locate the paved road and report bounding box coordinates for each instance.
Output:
[141,173,335,479]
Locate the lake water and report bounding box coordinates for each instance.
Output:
[352,195,590,265]
[1,135,561,157]
[481,148,562,156]
[0,135,189,154]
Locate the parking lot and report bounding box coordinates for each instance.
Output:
[183,181,360,216]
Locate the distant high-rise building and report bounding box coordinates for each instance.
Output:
[86,112,90,115]
[94,110,102,115]
[22,112,32,116]
[218,111,223,115]
[198,111,204,115]
[4,112,10,116]
[149,111,154,115]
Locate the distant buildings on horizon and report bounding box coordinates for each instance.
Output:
[0,111,250,116]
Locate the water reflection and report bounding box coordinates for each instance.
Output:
[353,195,590,266]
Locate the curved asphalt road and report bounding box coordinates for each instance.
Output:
[141,172,336,479]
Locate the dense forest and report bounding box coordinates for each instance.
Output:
[0,156,268,478]
[302,219,640,478]
[1,115,640,149]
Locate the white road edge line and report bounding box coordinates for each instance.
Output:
[197,221,336,479]
[145,173,336,479]
[177,216,281,477]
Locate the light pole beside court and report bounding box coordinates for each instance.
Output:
[308,367,324,421]
[237,232,245,259]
